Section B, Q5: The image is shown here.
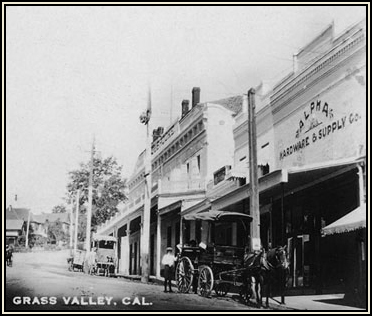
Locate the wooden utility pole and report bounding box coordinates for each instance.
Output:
[85,137,95,252]
[69,202,74,255]
[25,210,31,248]
[140,88,152,282]
[74,189,80,255]
[248,88,261,251]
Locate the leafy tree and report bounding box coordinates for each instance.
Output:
[52,204,67,213]
[47,219,68,244]
[66,155,128,233]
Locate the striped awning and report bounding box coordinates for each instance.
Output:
[322,203,366,236]
[6,231,20,237]
[183,210,252,222]
[228,163,248,179]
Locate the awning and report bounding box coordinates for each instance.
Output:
[322,203,366,236]
[6,231,20,237]
[228,163,248,180]
[92,234,117,242]
[158,200,182,216]
[184,210,252,222]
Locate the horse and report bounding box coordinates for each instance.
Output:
[242,246,289,307]
[6,246,13,267]
[259,246,289,307]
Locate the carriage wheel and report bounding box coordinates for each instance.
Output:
[198,266,214,298]
[215,282,230,297]
[176,257,194,293]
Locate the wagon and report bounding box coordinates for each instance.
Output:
[90,234,117,277]
[175,210,254,299]
[68,249,86,272]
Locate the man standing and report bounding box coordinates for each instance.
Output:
[162,247,176,293]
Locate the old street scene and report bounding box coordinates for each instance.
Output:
[5,6,367,312]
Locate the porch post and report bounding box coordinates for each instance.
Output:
[281,182,285,305]
[357,163,365,302]
[125,229,131,275]
[156,210,162,279]
[357,164,365,205]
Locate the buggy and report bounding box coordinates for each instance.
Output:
[90,234,117,277]
[176,210,254,298]
[68,249,86,272]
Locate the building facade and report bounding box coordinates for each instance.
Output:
[97,19,366,296]
[96,88,242,278]
[196,19,366,294]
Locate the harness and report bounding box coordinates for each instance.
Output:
[244,248,287,272]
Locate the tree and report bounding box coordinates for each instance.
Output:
[66,155,128,232]
[52,204,67,213]
[47,219,68,244]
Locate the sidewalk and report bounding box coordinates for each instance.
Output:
[270,294,365,311]
[116,275,365,311]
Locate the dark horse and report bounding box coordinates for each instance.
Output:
[242,246,289,307]
[6,245,14,267]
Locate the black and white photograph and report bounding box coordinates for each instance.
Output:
[3,3,368,313]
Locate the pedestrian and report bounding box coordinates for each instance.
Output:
[162,247,176,293]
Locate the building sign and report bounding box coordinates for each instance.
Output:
[276,70,366,167]
[279,99,362,160]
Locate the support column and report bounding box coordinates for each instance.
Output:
[281,183,285,304]
[180,214,183,245]
[125,229,131,276]
[156,211,162,279]
[357,164,365,205]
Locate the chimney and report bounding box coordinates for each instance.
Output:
[153,129,159,142]
[157,126,164,136]
[153,127,164,142]
[181,100,190,117]
[192,87,200,108]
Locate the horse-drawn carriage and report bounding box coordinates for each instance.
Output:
[68,249,86,272]
[67,235,117,276]
[88,234,117,277]
[175,210,289,306]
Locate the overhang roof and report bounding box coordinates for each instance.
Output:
[322,203,366,236]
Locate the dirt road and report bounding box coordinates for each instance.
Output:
[5,250,265,312]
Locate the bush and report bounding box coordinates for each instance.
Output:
[44,244,57,251]
[13,245,31,253]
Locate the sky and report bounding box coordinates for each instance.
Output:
[5,5,366,214]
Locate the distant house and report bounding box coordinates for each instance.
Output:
[35,213,70,231]
[33,212,71,236]
[5,207,71,246]
[5,207,32,245]
[6,219,26,245]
